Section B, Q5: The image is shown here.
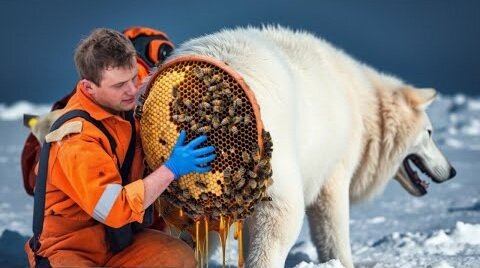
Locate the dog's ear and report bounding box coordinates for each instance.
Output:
[402,87,437,111]
[31,110,63,144]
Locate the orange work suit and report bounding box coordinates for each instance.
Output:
[25,83,196,267]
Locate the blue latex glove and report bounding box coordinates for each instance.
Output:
[164,130,216,179]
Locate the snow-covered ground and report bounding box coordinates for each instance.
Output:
[0,94,479,267]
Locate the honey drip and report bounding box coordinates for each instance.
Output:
[218,215,231,268]
[195,216,209,268]
[234,221,244,268]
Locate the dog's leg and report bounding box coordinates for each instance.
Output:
[245,170,304,268]
[306,169,353,268]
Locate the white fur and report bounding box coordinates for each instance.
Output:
[170,25,456,268]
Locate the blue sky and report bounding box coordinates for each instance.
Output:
[1,0,479,104]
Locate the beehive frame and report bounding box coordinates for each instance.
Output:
[137,55,273,228]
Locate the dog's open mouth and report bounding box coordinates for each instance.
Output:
[402,154,435,195]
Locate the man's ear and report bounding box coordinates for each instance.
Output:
[81,79,95,95]
[402,87,437,111]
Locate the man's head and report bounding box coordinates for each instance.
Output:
[74,28,139,113]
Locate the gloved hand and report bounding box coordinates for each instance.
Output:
[164,130,216,179]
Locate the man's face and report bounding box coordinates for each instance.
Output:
[84,65,140,114]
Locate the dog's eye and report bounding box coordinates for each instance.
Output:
[427,129,432,137]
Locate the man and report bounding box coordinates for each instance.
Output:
[25,28,214,267]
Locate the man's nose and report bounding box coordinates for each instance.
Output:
[127,79,140,94]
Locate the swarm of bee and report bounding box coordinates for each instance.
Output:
[137,56,273,228]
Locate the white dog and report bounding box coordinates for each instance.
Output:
[169,26,456,268]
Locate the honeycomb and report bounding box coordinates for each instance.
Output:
[137,55,273,228]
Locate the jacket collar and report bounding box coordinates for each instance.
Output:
[74,82,117,121]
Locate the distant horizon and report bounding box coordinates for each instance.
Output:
[1,1,479,103]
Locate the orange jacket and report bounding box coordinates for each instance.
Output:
[44,82,146,228]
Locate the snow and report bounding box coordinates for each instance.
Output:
[0,101,51,121]
[0,95,479,267]
[293,260,345,268]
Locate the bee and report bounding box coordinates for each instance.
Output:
[203,77,213,86]
[256,159,269,170]
[196,109,207,118]
[223,187,231,196]
[208,84,222,92]
[247,170,257,179]
[183,99,193,109]
[190,122,200,132]
[229,125,238,134]
[233,167,246,182]
[177,195,186,202]
[172,99,182,113]
[235,194,244,204]
[195,180,207,189]
[252,146,261,163]
[182,190,191,199]
[261,196,273,202]
[212,116,221,129]
[134,105,143,119]
[228,106,235,117]
[243,115,252,125]
[199,102,211,110]
[200,93,209,101]
[211,74,222,84]
[194,67,205,79]
[223,167,232,181]
[204,114,213,122]
[202,67,213,76]
[184,115,194,123]
[172,114,185,122]
[241,151,251,164]
[232,116,243,125]
[220,117,231,126]
[197,126,211,134]
[211,99,222,106]
[211,209,220,218]
[236,177,246,189]
[212,91,222,99]
[138,94,147,103]
[253,190,262,200]
[194,67,212,79]
[233,98,242,108]
[222,87,232,96]
[212,105,223,113]
[248,179,257,190]
[263,130,272,143]
[171,85,179,98]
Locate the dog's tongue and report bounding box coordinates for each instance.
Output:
[413,171,430,190]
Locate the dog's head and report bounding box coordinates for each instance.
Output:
[393,88,456,196]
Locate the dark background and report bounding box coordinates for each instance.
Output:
[1,0,479,104]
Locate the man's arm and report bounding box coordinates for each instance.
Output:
[142,165,174,209]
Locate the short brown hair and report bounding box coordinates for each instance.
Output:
[74,28,136,85]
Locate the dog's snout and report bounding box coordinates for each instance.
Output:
[449,167,456,178]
